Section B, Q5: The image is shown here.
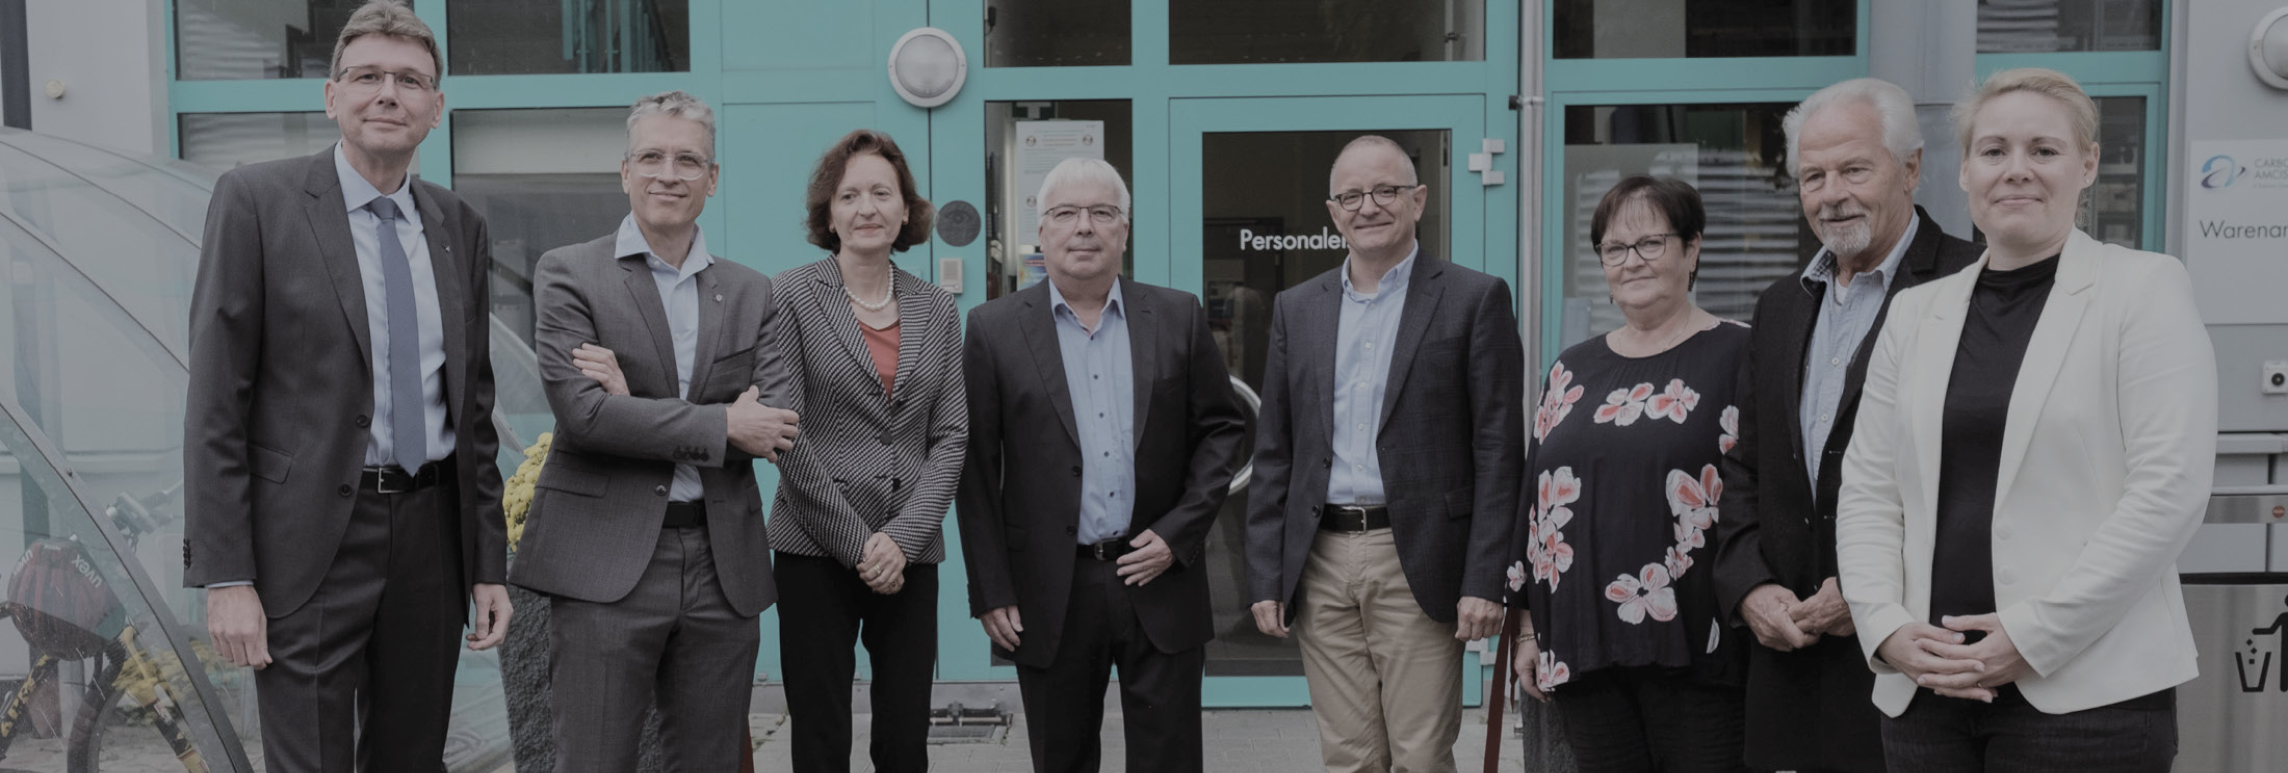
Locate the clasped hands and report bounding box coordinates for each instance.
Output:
[572,343,799,462]
[1875,613,2033,702]
[1741,577,1855,652]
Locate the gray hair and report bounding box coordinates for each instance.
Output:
[1036,157,1132,219]
[1783,78,1924,175]
[1328,134,1420,192]
[626,90,717,159]
[1952,67,2099,153]
[330,0,443,80]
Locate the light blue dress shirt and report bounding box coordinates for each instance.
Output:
[616,213,714,503]
[1326,244,1418,506]
[1798,216,1917,484]
[1050,280,1137,545]
[335,144,452,467]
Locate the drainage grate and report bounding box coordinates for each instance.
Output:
[925,702,1011,744]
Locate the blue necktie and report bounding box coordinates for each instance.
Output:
[369,196,426,469]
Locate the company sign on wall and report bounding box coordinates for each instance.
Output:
[2185,140,2288,325]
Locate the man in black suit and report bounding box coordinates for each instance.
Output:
[1710,78,1983,773]
[958,157,1246,773]
[183,3,510,770]
[1243,136,1524,773]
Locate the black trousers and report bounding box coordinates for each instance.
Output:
[1015,554,1206,773]
[1551,666,1749,773]
[256,478,465,773]
[1879,687,2177,772]
[549,526,761,773]
[776,552,938,773]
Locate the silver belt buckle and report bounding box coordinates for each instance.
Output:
[1334,505,1367,533]
[372,466,411,495]
[1090,541,1114,560]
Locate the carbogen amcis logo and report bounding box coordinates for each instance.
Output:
[2202,155,2246,189]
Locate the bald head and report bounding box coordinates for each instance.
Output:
[1328,135,1419,192]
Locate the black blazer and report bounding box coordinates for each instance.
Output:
[957,278,1246,667]
[1244,252,1525,624]
[1709,206,1981,772]
[184,148,505,615]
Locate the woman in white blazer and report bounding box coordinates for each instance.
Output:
[1834,68,2216,771]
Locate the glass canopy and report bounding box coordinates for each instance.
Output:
[0,128,526,773]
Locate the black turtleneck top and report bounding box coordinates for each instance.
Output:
[1929,253,2059,633]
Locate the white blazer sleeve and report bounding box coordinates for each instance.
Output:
[1996,256,2217,677]
[1836,286,1921,674]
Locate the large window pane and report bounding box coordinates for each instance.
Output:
[1171,0,1483,64]
[449,0,690,75]
[985,0,1130,67]
[175,0,401,80]
[2082,96,2146,248]
[1560,103,1805,347]
[1554,0,1853,59]
[179,112,343,171]
[983,101,1133,301]
[451,108,628,448]
[1977,0,2161,53]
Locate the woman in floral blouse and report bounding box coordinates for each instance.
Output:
[1509,176,1751,772]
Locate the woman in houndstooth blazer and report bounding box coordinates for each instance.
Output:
[770,130,968,773]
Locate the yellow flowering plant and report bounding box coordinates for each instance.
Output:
[503,432,551,553]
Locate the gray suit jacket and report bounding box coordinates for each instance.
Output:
[957,278,1247,667]
[510,234,789,617]
[184,149,506,615]
[1244,252,1525,624]
[766,259,967,566]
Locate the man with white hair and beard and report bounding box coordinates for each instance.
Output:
[1710,78,1982,773]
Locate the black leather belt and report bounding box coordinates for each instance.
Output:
[663,501,707,529]
[1078,539,1134,561]
[361,459,449,494]
[1318,504,1390,533]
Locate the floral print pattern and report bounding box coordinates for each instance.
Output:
[1594,383,1655,426]
[1645,379,1701,423]
[1535,363,1586,441]
[1516,322,1748,688]
[1526,467,1582,592]
[1536,650,1572,691]
[1605,564,1679,624]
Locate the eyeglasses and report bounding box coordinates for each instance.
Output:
[335,66,436,94]
[1596,234,1678,266]
[628,150,714,181]
[1044,205,1125,226]
[1329,184,1418,211]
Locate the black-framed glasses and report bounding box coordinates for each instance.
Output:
[1596,233,1677,266]
[335,66,437,94]
[627,150,714,181]
[1329,184,1419,211]
[1044,205,1125,226]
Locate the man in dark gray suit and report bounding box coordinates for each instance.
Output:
[1244,136,1524,773]
[184,3,511,770]
[512,90,800,772]
[958,157,1246,773]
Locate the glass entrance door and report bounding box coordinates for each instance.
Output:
[1166,94,1495,706]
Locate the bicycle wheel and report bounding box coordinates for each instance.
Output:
[65,651,126,773]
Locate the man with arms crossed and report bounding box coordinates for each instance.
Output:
[1711,78,1982,773]
[185,2,511,769]
[1245,136,1524,773]
[959,157,1246,772]
[513,90,802,772]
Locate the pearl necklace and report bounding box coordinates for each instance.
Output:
[846,279,895,311]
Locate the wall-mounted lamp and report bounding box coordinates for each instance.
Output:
[888,28,967,109]
[2254,6,2288,90]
